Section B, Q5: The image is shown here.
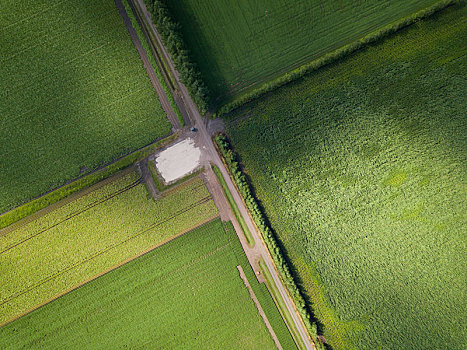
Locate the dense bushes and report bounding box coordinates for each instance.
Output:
[215,134,324,347]
[214,0,458,117]
[143,0,210,113]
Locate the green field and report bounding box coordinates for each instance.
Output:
[0,219,277,349]
[0,0,172,214]
[162,0,437,104]
[0,172,217,325]
[225,5,466,349]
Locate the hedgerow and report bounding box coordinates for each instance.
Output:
[143,0,210,113]
[122,0,184,127]
[214,134,323,346]
[214,0,459,118]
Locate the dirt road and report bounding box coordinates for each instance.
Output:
[132,1,315,349]
[115,0,180,130]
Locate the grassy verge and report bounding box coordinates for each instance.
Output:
[0,219,277,349]
[223,222,298,350]
[122,0,184,127]
[148,160,202,192]
[0,174,217,325]
[259,259,307,350]
[0,134,176,230]
[129,0,177,89]
[212,165,254,247]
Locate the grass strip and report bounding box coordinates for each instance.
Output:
[148,160,202,192]
[129,0,177,89]
[212,165,254,247]
[122,0,184,127]
[0,134,176,230]
[259,258,307,350]
[222,221,298,350]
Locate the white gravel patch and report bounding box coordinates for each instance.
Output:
[155,138,201,183]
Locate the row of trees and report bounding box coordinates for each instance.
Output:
[214,0,458,118]
[143,0,210,113]
[215,134,326,350]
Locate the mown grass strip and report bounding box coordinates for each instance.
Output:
[259,259,307,350]
[121,0,184,127]
[212,165,254,247]
[147,160,202,192]
[0,134,176,230]
[222,222,298,350]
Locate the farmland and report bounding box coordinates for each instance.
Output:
[161,0,437,104]
[225,4,466,350]
[0,172,217,325]
[0,219,277,349]
[0,0,172,214]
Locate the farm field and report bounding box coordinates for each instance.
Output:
[0,219,277,349]
[225,4,466,350]
[0,0,171,214]
[161,0,437,104]
[0,172,217,325]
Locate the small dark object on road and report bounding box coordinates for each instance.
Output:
[190,127,198,132]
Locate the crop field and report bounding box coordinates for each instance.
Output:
[163,0,437,104]
[0,219,277,349]
[225,5,466,349]
[0,172,217,325]
[0,0,172,214]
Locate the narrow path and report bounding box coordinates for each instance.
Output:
[114,0,180,130]
[237,266,283,350]
[134,1,315,348]
[138,160,159,200]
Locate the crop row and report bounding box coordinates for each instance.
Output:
[223,5,466,349]
[0,174,217,324]
[215,134,324,349]
[0,219,275,349]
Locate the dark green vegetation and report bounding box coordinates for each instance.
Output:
[0,135,176,230]
[216,135,319,344]
[0,173,217,324]
[143,0,210,113]
[122,0,184,126]
[225,5,467,349]
[0,219,277,349]
[212,165,254,247]
[0,0,172,214]
[161,0,438,107]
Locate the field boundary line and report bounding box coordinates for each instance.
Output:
[0,195,214,306]
[237,265,283,350]
[0,214,219,328]
[0,178,141,254]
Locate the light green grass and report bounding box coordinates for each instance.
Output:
[163,0,437,104]
[0,219,275,349]
[0,0,172,213]
[225,4,466,349]
[212,165,254,247]
[0,173,217,325]
[259,259,305,350]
